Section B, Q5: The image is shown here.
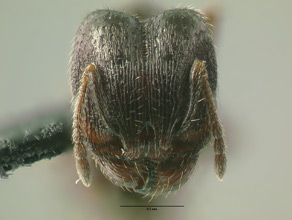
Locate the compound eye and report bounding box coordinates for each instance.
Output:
[169,137,203,156]
[89,134,123,156]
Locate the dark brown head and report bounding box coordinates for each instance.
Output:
[70,8,223,198]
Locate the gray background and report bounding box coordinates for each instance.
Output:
[0,0,291,219]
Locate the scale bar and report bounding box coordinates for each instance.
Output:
[120,205,184,208]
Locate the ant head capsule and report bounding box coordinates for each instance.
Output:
[70,8,226,199]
